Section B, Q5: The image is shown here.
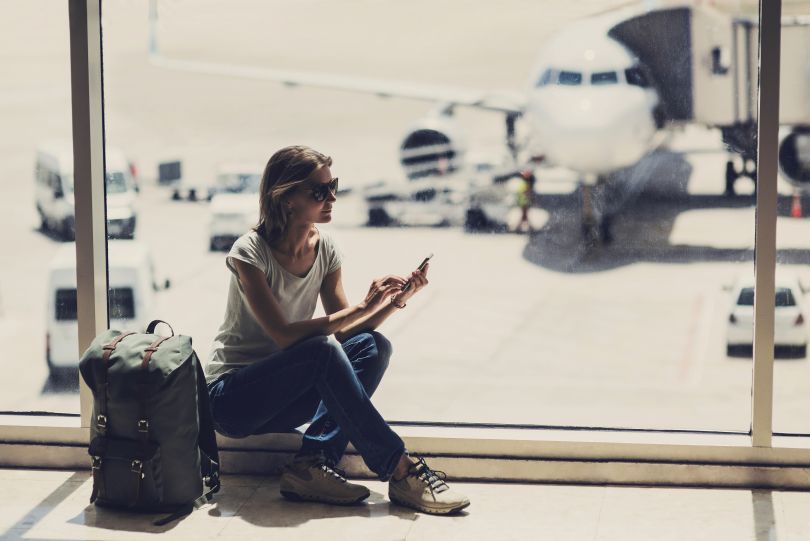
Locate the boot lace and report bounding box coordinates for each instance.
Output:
[317,462,348,483]
[411,457,449,494]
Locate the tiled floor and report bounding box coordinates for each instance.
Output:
[1,468,809,540]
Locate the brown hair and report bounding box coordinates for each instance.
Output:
[254,145,332,244]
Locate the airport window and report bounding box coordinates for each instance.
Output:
[5,0,810,491]
[87,0,782,433]
[591,71,618,85]
[3,0,800,468]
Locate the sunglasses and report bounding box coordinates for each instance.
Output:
[303,177,339,202]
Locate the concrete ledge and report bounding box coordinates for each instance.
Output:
[3,420,810,488]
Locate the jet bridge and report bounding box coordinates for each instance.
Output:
[608,6,810,190]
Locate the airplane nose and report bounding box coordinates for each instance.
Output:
[530,88,657,174]
[578,99,592,113]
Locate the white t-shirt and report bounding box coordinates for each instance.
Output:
[205,228,343,384]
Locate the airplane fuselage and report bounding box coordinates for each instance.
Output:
[523,25,661,178]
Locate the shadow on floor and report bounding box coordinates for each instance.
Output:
[522,150,810,274]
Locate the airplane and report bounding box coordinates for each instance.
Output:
[146,1,810,245]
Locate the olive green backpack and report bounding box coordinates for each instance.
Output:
[78,320,220,524]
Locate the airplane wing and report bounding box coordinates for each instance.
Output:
[149,53,527,116]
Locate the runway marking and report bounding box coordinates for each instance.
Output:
[677,295,703,384]
[677,290,716,387]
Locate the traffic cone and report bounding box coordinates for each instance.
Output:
[791,191,803,218]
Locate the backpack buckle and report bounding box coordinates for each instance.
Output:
[137,419,149,433]
[96,414,107,430]
[91,456,102,470]
[131,459,144,477]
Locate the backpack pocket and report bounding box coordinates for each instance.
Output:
[89,436,164,508]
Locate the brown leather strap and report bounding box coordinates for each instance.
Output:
[142,336,170,369]
[95,332,136,435]
[136,336,170,454]
[102,332,136,364]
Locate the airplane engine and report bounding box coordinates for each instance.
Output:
[398,114,466,179]
[778,128,810,189]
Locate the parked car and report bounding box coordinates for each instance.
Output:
[726,273,808,357]
[206,162,262,201]
[45,240,166,375]
[36,142,138,239]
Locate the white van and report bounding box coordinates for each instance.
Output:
[45,241,164,374]
[207,163,262,251]
[35,142,139,240]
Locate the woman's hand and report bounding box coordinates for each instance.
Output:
[360,275,407,311]
[393,263,429,305]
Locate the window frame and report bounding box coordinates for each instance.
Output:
[1,0,804,484]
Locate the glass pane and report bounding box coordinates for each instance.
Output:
[0,2,80,411]
[591,71,618,85]
[773,1,810,435]
[102,1,761,431]
[557,71,583,85]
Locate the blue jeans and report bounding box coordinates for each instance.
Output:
[207,332,405,481]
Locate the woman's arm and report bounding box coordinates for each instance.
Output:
[335,301,401,343]
[321,268,393,342]
[234,259,369,349]
[322,266,428,342]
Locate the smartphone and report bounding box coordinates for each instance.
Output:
[401,253,433,292]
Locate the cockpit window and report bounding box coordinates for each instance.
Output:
[625,67,650,88]
[557,71,582,85]
[536,68,554,87]
[591,71,618,85]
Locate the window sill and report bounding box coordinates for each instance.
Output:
[2,415,810,487]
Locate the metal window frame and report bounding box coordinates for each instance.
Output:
[67,0,109,429]
[750,0,781,449]
[0,0,801,484]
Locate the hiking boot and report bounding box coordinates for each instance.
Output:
[388,456,470,515]
[280,455,370,505]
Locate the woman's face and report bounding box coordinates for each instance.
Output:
[287,165,337,225]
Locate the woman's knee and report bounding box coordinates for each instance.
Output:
[367,331,393,373]
[369,331,393,361]
[313,336,350,369]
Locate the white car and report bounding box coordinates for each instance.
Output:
[726,274,808,357]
